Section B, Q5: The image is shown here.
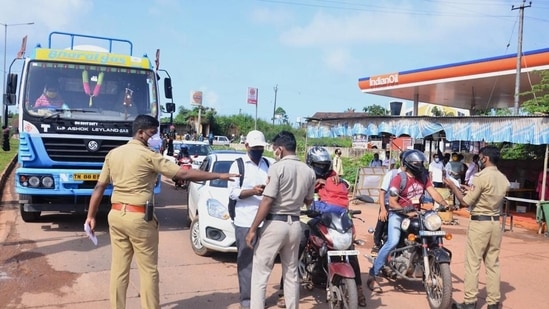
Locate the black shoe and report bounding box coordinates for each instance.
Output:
[452,302,477,309]
[487,303,500,309]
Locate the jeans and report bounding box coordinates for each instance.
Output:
[370,212,403,276]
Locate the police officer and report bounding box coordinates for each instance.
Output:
[84,115,238,309]
[445,145,509,309]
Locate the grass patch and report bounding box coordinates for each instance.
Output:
[0,138,19,171]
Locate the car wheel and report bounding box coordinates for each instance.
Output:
[190,216,211,256]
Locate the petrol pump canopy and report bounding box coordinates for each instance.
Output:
[358,47,549,111]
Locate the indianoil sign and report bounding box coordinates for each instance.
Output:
[369,73,399,87]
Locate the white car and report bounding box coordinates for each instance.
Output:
[212,135,231,146]
[187,150,244,256]
[163,140,212,169]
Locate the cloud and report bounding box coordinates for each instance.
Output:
[250,6,294,27]
[322,48,352,73]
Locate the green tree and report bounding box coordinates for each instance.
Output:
[362,104,388,115]
[522,70,549,114]
[274,107,289,125]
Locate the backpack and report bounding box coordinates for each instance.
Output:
[228,157,270,220]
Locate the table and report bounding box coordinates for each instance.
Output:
[506,188,537,212]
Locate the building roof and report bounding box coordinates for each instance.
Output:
[358,47,549,111]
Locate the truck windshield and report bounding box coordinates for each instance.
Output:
[23,61,158,121]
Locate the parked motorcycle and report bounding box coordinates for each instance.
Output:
[174,155,192,190]
[299,205,363,309]
[367,206,453,309]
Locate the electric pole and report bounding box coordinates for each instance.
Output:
[512,0,531,115]
[272,84,278,125]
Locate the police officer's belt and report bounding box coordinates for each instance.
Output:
[470,215,499,221]
[112,203,146,213]
[266,214,299,222]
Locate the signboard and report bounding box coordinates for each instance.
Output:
[190,91,203,106]
[247,87,258,105]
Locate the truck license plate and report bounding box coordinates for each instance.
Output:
[74,173,100,181]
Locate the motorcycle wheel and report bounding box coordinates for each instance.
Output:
[328,278,358,309]
[425,261,452,309]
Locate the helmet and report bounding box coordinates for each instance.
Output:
[306,146,332,178]
[402,150,427,176]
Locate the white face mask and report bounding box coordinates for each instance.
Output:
[434,158,440,163]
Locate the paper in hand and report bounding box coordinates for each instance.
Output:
[446,175,461,188]
[84,223,98,246]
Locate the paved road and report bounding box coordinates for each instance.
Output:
[1,174,549,308]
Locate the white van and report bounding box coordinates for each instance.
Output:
[213,135,231,146]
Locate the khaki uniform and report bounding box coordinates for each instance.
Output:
[462,165,510,305]
[250,155,316,309]
[98,139,179,309]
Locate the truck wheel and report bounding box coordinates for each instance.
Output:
[20,204,41,222]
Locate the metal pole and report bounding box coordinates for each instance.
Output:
[512,1,531,115]
[272,84,278,125]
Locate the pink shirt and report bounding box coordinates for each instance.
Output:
[34,94,64,108]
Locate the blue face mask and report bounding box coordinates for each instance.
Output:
[249,149,264,162]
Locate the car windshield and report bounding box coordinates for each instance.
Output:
[209,160,234,188]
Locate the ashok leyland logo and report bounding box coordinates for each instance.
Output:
[87,140,99,152]
[369,73,399,87]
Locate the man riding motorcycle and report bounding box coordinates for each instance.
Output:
[278,146,367,308]
[367,150,449,293]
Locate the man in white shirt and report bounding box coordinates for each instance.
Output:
[228,130,271,309]
[465,154,479,186]
[382,151,395,169]
[429,153,445,188]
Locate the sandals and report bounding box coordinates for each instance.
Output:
[367,276,383,293]
[277,295,286,308]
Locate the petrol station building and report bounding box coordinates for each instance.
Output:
[307,47,549,146]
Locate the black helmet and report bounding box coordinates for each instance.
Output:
[402,150,427,176]
[306,146,332,178]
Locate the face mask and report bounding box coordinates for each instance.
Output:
[249,149,264,162]
[434,158,440,163]
[478,158,486,170]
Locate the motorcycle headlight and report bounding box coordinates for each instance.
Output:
[328,229,353,250]
[206,199,230,220]
[423,212,442,231]
[401,218,411,231]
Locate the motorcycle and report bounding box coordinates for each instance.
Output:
[367,206,453,309]
[299,203,363,309]
[174,155,192,190]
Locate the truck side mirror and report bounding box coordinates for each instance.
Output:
[164,78,173,99]
[4,73,18,106]
[166,103,176,113]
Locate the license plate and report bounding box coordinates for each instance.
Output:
[73,173,100,181]
[419,231,446,236]
[327,250,359,257]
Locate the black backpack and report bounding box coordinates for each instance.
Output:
[228,157,270,220]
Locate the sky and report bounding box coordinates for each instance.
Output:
[2,0,549,125]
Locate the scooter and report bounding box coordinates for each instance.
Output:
[174,155,192,190]
[299,204,362,309]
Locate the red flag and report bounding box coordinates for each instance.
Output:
[247,87,258,105]
[16,35,28,59]
[155,49,160,71]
